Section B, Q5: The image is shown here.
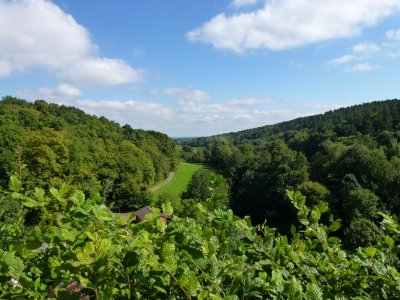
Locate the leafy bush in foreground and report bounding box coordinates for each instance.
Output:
[1,176,400,299]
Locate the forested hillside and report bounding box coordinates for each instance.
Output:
[188,99,400,146]
[0,96,178,212]
[182,99,400,247]
[1,97,400,298]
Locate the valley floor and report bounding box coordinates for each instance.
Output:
[152,161,204,201]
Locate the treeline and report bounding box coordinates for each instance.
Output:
[182,99,400,248]
[187,99,400,147]
[154,168,230,220]
[0,96,178,211]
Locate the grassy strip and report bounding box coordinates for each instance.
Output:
[153,161,204,201]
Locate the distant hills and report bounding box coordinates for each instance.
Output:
[187,99,400,146]
[180,98,400,242]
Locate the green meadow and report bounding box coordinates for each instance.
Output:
[153,161,204,201]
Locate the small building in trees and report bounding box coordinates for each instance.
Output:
[134,206,171,225]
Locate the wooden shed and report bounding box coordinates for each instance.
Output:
[134,206,171,225]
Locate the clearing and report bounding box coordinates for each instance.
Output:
[152,161,204,201]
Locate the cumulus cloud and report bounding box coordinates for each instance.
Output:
[328,42,381,70]
[353,42,381,54]
[52,89,299,136]
[164,87,211,102]
[54,84,82,98]
[187,0,400,53]
[59,58,143,87]
[63,99,175,132]
[345,63,378,72]
[327,55,356,66]
[0,0,140,86]
[0,0,93,70]
[175,99,303,135]
[19,83,82,100]
[53,91,346,137]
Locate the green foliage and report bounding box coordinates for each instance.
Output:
[181,169,228,205]
[344,218,383,249]
[153,162,204,202]
[342,187,379,221]
[231,140,309,229]
[183,99,400,244]
[1,182,400,298]
[181,169,213,201]
[0,97,178,211]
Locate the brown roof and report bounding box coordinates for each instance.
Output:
[134,206,171,222]
[134,206,153,221]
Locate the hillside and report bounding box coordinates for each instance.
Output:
[187,99,400,146]
[1,96,400,298]
[0,96,178,212]
[182,99,400,243]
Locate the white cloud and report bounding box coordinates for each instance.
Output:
[0,60,12,79]
[386,28,400,40]
[327,54,356,66]
[231,0,260,9]
[227,97,275,106]
[0,0,140,86]
[187,0,400,53]
[19,83,82,100]
[302,102,347,110]
[328,42,381,69]
[55,83,82,98]
[345,63,378,72]
[353,42,381,54]
[53,93,304,136]
[0,0,93,71]
[59,58,143,87]
[164,87,211,102]
[175,99,303,135]
[76,99,172,117]
[65,99,175,132]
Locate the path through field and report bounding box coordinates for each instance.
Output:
[152,162,204,201]
[150,171,175,193]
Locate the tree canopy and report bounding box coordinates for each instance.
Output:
[0,96,178,211]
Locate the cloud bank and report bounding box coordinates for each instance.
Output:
[48,85,342,136]
[187,0,400,53]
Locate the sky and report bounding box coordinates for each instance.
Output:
[1,0,400,137]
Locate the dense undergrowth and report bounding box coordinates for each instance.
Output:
[1,176,400,299]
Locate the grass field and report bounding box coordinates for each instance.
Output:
[153,161,204,201]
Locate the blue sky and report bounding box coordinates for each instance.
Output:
[1,0,400,137]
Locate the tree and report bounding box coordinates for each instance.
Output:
[181,169,229,210]
[342,187,379,222]
[230,140,309,230]
[344,218,383,249]
[181,169,213,201]
[298,181,330,207]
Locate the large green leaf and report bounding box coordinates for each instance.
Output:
[8,176,21,193]
[306,283,323,300]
